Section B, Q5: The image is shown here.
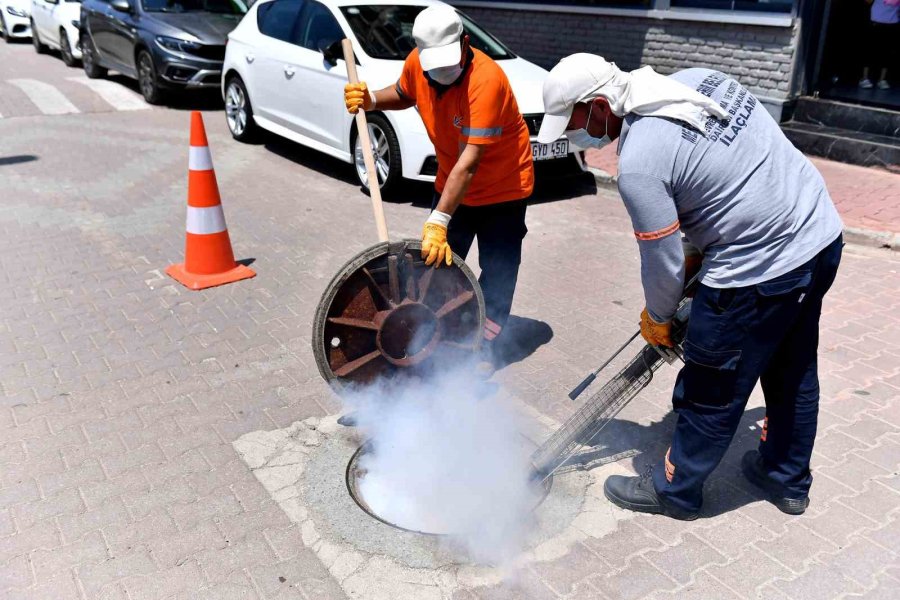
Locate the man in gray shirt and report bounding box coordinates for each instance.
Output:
[538,54,843,520]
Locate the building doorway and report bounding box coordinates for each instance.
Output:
[812,0,899,110]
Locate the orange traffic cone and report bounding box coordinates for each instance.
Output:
[166,111,255,290]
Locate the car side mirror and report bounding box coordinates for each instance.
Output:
[319,40,341,67]
[110,0,131,13]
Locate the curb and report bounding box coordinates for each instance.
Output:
[587,167,617,187]
[588,168,899,253]
[843,227,900,252]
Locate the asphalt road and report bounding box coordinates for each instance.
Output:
[2,37,900,600]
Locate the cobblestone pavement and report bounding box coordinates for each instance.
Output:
[585,144,900,236]
[2,41,899,599]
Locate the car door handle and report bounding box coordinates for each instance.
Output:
[245,53,254,64]
[283,66,295,78]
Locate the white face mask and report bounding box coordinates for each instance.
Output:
[428,63,464,85]
[566,129,612,150]
[565,102,613,150]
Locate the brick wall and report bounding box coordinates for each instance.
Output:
[454,5,800,118]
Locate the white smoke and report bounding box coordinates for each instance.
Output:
[345,364,544,566]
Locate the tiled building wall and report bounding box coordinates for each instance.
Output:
[454,4,800,118]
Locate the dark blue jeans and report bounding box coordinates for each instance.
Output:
[653,235,843,513]
[432,194,528,336]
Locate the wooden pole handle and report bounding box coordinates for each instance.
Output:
[342,38,389,244]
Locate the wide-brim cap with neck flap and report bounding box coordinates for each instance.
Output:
[537,53,618,144]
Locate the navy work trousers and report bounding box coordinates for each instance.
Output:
[652,235,843,513]
[432,194,528,335]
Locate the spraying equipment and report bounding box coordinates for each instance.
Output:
[531,291,695,482]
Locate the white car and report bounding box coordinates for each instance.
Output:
[0,0,31,40]
[222,0,583,193]
[30,0,81,65]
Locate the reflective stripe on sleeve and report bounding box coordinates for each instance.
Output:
[189,146,213,171]
[635,219,680,241]
[186,205,227,235]
[461,126,503,137]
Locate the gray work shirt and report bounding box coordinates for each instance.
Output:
[616,68,843,322]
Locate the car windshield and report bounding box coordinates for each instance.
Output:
[142,0,248,14]
[339,5,515,61]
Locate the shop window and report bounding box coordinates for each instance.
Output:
[669,0,794,13]
[456,0,652,7]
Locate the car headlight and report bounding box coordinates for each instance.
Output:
[6,6,28,17]
[155,35,201,54]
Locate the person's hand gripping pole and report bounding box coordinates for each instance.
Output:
[341,39,389,243]
[344,82,375,114]
[639,308,674,348]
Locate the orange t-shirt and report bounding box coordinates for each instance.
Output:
[397,48,534,206]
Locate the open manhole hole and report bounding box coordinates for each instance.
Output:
[346,441,552,536]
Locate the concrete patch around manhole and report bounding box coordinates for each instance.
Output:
[233,412,635,598]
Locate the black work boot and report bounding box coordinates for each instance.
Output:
[741,450,810,515]
[604,467,699,521]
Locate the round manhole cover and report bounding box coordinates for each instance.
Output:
[312,241,485,391]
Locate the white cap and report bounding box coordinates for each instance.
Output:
[413,6,464,71]
[537,53,617,144]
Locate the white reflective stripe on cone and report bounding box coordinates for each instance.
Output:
[186,205,227,235]
[189,146,214,171]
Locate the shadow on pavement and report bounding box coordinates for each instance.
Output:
[558,405,770,518]
[494,315,554,370]
[162,88,224,111]
[531,170,598,204]
[262,133,360,186]
[0,154,38,166]
[391,179,435,207]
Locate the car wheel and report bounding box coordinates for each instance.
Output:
[0,15,7,41]
[353,113,402,196]
[137,50,164,105]
[224,76,258,142]
[81,32,107,78]
[32,21,46,53]
[59,29,76,66]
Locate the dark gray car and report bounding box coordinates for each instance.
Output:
[80,0,247,104]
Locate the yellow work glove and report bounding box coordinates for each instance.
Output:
[344,82,373,114]
[640,308,674,348]
[421,222,453,267]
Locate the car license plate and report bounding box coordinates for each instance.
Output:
[531,140,568,161]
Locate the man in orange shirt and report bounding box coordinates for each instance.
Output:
[344,5,534,373]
